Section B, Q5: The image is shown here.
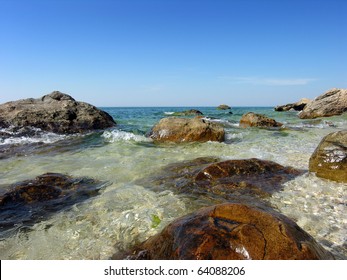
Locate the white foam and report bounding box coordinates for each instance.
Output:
[102,130,151,143]
[0,127,68,146]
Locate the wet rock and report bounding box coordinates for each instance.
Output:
[171,109,203,116]
[118,203,334,260]
[0,91,116,134]
[140,157,303,202]
[275,98,311,112]
[299,88,347,119]
[239,112,283,128]
[309,130,347,183]
[147,117,225,143]
[217,104,231,110]
[0,173,107,233]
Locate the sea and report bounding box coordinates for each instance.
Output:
[0,107,346,259]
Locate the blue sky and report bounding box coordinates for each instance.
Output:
[0,0,346,106]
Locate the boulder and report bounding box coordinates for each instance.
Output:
[118,203,334,260]
[309,130,347,183]
[275,98,311,111]
[147,117,225,143]
[299,88,347,119]
[217,104,231,110]
[0,173,107,232]
[0,91,116,134]
[171,109,203,116]
[240,112,283,128]
[138,157,303,202]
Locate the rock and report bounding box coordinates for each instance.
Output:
[217,104,231,110]
[147,117,225,143]
[299,88,347,119]
[118,203,334,260]
[0,91,116,134]
[171,109,203,116]
[0,173,107,232]
[138,157,303,202]
[309,130,347,183]
[239,112,283,128]
[275,98,311,111]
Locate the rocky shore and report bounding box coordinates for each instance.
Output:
[0,89,346,260]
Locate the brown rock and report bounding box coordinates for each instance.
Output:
[118,203,334,260]
[299,88,347,119]
[139,157,303,202]
[309,130,347,183]
[147,117,225,143]
[0,91,116,134]
[172,109,203,116]
[217,104,231,110]
[0,173,107,232]
[240,112,283,128]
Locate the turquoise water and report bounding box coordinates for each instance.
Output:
[0,107,346,259]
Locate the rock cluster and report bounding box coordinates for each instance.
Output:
[147,117,225,143]
[309,130,347,183]
[275,98,311,111]
[118,203,334,260]
[116,157,337,260]
[0,91,116,134]
[239,112,283,128]
[299,88,347,119]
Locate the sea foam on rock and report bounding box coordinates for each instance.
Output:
[0,91,116,134]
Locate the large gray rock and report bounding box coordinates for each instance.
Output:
[309,130,347,183]
[147,117,225,143]
[275,98,311,112]
[299,88,347,119]
[0,91,116,134]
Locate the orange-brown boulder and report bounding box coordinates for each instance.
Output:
[147,117,225,143]
[118,203,334,260]
[240,112,283,128]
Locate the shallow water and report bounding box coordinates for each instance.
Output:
[0,107,346,259]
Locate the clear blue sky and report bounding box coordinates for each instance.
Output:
[0,0,346,106]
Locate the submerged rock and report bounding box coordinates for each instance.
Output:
[275,98,311,112]
[309,130,347,183]
[299,88,347,119]
[0,173,107,233]
[147,117,225,143]
[0,91,116,134]
[118,203,334,260]
[217,104,231,110]
[239,112,283,128]
[140,157,303,202]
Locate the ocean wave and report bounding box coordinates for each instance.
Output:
[102,130,151,143]
[287,120,337,129]
[164,112,175,115]
[0,126,68,146]
[202,117,239,127]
